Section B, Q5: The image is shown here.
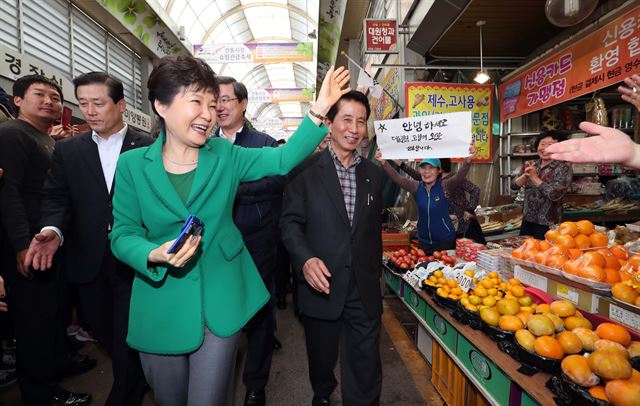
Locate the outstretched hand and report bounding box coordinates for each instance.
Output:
[313,66,351,117]
[545,122,640,168]
[25,229,61,271]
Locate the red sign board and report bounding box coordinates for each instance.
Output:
[364,19,398,54]
[499,5,640,122]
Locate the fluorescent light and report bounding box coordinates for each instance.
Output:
[474,71,490,84]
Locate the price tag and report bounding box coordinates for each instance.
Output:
[514,266,548,292]
[609,304,640,332]
[556,283,579,304]
[456,274,474,293]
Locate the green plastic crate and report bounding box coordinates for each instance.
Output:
[383,267,402,296]
[456,334,512,406]
[521,391,538,406]
[403,285,427,321]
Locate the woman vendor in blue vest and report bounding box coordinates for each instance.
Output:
[376,144,476,254]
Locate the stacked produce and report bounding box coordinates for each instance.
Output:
[385,248,456,270]
[612,257,640,308]
[455,238,485,261]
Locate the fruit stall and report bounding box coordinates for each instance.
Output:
[383,219,640,406]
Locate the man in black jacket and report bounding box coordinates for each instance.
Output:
[25,72,152,406]
[215,76,285,406]
[280,91,384,406]
[0,75,91,405]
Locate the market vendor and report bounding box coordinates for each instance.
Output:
[511,131,573,240]
[376,144,475,254]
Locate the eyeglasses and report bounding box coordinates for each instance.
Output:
[217,97,238,105]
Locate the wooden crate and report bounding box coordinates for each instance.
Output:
[382,232,410,249]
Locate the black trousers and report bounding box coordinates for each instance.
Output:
[461,218,487,244]
[242,235,277,391]
[74,248,146,406]
[302,276,382,405]
[519,220,549,240]
[274,239,291,300]
[3,254,68,405]
[419,238,456,255]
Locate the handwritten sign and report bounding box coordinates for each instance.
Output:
[456,274,474,293]
[609,303,640,332]
[514,266,548,292]
[375,111,472,159]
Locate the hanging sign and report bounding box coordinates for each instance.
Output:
[364,19,398,53]
[405,82,493,162]
[248,88,314,103]
[375,111,472,160]
[499,5,640,121]
[194,42,313,64]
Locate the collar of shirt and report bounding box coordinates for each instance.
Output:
[329,144,361,169]
[91,124,127,146]
[219,126,243,143]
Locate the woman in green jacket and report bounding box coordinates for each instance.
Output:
[109,55,350,405]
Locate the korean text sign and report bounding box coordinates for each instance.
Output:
[499,5,640,121]
[364,19,398,53]
[405,83,493,162]
[375,111,472,160]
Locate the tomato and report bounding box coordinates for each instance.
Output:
[427,256,435,261]
[417,249,426,257]
[433,252,442,259]
[398,249,407,256]
[400,263,409,269]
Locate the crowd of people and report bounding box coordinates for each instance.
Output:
[2,54,638,406]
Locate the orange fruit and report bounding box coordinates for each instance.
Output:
[568,249,582,259]
[562,354,600,387]
[539,240,552,251]
[610,245,629,261]
[512,249,524,259]
[605,380,640,406]
[628,255,640,270]
[574,234,591,249]
[589,232,608,248]
[522,238,541,251]
[631,369,640,385]
[605,268,622,284]
[534,251,547,264]
[546,255,567,270]
[557,331,584,354]
[522,250,537,261]
[589,350,632,380]
[534,336,565,359]
[556,234,576,249]
[545,229,560,243]
[579,264,606,282]
[576,220,595,235]
[559,221,579,236]
[612,282,639,304]
[605,255,622,270]
[498,315,524,331]
[581,252,606,268]
[563,259,579,275]
[596,322,632,346]
[588,386,608,401]
[509,278,521,286]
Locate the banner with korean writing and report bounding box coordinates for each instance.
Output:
[317,0,347,91]
[499,5,640,121]
[364,19,398,53]
[375,111,472,159]
[406,82,493,162]
[248,88,314,103]
[194,42,313,64]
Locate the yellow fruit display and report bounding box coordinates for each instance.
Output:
[474,286,488,298]
[594,339,630,358]
[596,323,632,347]
[480,308,500,327]
[550,300,576,317]
[545,313,565,332]
[482,296,496,307]
[561,354,600,387]
[564,316,593,331]
[557,331,584,354]
[515,311,532,326]
[468,295,482,306]
[588,350,632,381]
[527,314,556,337]
[499,315,524,331]
[516,329,536,352]
[612,282,639,304]
[518,296,533,307]
[536,303,551,314]
[534,336,565,359]
[605,380,640,406]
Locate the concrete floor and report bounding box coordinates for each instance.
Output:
[0,294,441,405]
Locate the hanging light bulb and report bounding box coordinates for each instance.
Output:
[545,0,598,27]
[474,20,490,84]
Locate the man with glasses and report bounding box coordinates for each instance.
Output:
[215,76,285,406]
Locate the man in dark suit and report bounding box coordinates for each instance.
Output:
[25,72,152,406]
[215,76,285,406]
[280,91,384,406]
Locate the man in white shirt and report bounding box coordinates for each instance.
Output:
[25,72,153,406]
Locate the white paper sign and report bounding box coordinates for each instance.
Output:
[374,111,472,159]
[514,265,548,292]
[609,303,640,332]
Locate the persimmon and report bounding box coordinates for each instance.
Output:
[547,255,567,270]
[580,252,606,268]
[574,234,591,249]
[596,323,632,346]
[589,232,609,248]
[539,240,552,251]
[610,245,629,261]
[612,282,639,304]
[559,221,579,237]
[628,255,640,269]
[588,386,608,401]
[563,260,579,275]
[534,336,565,359]
[545,229,560,243]
[605,268,622,284]
[605,255,622,270]
[568,249,582,259]
[576,220,595,235]
[579,264,606,282]
[556,234,576,249]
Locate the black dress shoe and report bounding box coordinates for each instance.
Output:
[64,353,97,376]
[273,336,282,350]
[312,396,330,406]
[244,389,265,406]
[51,389,91,406]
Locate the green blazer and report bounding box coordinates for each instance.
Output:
[110,116,327,354]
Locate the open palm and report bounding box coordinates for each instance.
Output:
[316,66,351,110]
[546,122,635,164]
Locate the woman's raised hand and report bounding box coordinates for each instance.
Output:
[312,66,351,117]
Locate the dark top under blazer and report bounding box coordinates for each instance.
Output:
[40,128,153,284]
[280,148,384,321]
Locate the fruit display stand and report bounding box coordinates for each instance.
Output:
[383,262,556,406]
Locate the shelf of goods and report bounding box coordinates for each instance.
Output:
[383,236,640,405]
[383,264,555,406]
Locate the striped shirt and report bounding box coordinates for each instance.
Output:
[329,145,362,225]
